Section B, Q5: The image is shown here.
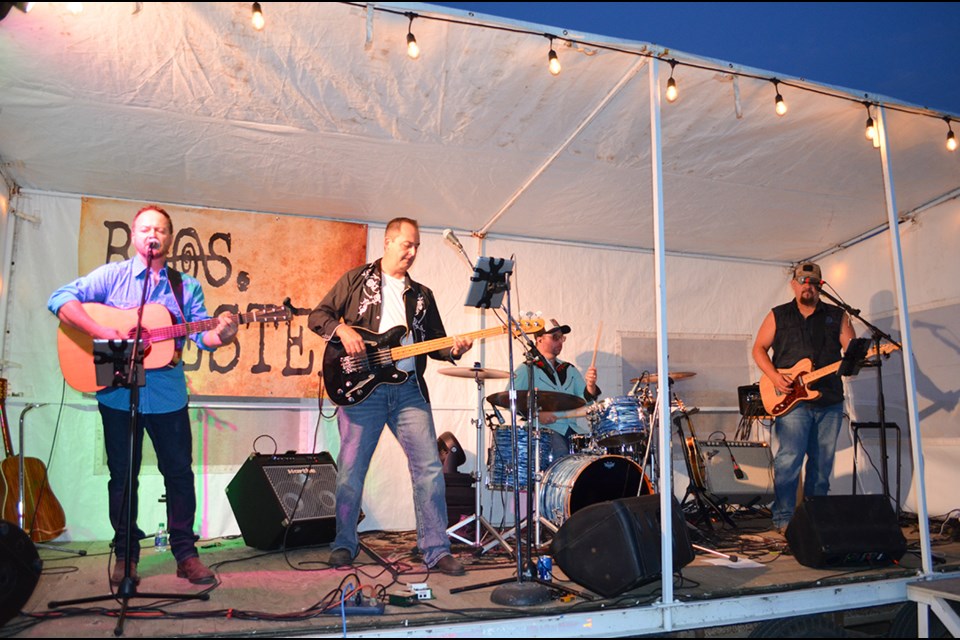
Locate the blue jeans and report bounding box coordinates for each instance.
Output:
[771,402,844,529]
[99,404,199,563]
[333,376,451,567]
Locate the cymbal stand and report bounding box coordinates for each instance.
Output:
[446,367,512,554]
[16,404,85,556]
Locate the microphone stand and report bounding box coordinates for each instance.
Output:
[50,247,208,635]
[818,284,901,510]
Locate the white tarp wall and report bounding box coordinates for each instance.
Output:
[4,188,957,542]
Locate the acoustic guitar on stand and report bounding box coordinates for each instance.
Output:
[0,378,67,542]
[759,343,900,417]
[57,302,291,393]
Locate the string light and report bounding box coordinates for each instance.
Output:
[665,59,678,103]
[947,118,958,152]
[547,36,561,76]
[772,79,787,116]
[405,13,420,59]
[863,102,876,141]
[251,2,264,31]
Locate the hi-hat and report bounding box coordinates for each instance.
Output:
[630,371,697,384]
[486,390,585,413]
[438,366,511,380]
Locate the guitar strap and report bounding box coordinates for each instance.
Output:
[166,268,186,324]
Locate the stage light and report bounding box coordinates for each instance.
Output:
[437,432,466,475]
[405,13,420,59]
[665,59,678,102]
[251,2,264,31]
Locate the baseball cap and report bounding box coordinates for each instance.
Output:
[535,318,571,338]
[793,262,822,283]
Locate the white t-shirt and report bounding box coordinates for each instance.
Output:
[378,273,415,372]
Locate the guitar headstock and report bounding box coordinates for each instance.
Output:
[514,317,545,336]
[254,305,292,325]
[0,378,6,400]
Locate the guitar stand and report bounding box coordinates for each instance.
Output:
[14,404,86,557]
[674,409,736,532]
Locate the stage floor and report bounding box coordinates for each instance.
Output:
[8,509,960,638]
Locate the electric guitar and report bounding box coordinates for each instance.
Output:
[759,343,900,417]
[57,302,291,393]
[323,318,544,406]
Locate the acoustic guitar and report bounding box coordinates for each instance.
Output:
[759,343,900,417]
[0,378,67,542]
[323,318,545,406]
[57,302,291,393]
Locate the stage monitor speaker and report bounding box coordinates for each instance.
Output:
[550,494,694,598]
[786,495,906,569]
[0,521,42,626]
[697,440,774,506]
[226,452,339,550]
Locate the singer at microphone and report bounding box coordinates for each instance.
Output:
[750,260,856,536]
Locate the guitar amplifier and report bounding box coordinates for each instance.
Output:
[695,440,774,506]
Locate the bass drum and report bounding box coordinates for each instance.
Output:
[539,454,653,527]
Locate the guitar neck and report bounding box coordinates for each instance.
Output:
[390,325,509,360]
[0,379,10,458]
[800,344,895,386]
[147,310,262,343]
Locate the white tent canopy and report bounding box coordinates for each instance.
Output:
[1,3,959,627]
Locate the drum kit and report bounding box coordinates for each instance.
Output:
[439,364,699,551]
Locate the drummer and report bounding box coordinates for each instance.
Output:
[514,318,601,460]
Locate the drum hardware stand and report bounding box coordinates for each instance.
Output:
[445,366,513,555]
[50,246,207,635]
[818,285,902,513]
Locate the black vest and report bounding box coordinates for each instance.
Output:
[771,300,845,406]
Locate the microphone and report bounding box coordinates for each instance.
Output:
[442,228,464,251]
[147,239,161,251]
[489,404,506,425]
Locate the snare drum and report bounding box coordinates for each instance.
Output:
[539,454,653,526]
[592,396,648,447]
[487,427,552,490]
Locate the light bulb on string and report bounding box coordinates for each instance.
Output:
[547,37,561,76]
[864,103,876,141]
[772,80,787,116]
[946,118,958,152]
[251,2,264,31]
[405,13,420,59]
[665,59,678,103]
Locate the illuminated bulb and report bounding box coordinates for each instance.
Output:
[251,2,264,31]
[407,32,420,59]
[775,93,787,116]
[548,48,561,76]
[948,130,958,152]
[865,116,876,140]
[66,2,83,14]
[666,76,678,102]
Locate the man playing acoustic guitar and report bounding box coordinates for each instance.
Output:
[48,205,238,586]
[752,262,855,536]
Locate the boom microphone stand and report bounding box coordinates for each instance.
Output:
[50,246,207,635]
[817,283,902,509]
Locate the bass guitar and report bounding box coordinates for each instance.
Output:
[0,378,67,542]
[759,342,900,417]
[323,318,544,406]
[57,302,291,393]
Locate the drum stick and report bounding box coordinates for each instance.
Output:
[590,321,602,369]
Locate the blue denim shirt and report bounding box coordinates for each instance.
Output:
[48,257,214,413]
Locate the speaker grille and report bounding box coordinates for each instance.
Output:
[263,464,337,521]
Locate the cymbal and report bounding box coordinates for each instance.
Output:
[630,371,697,384]
[438,366,511,380]
[486,390,586,413]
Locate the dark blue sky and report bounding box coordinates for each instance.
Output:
[430,2,960,115]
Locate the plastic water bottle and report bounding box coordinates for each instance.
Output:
[154,522,168,553]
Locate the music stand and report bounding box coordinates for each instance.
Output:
[50,257,208,635]
[452,257,574,604]
[838,337,870,377]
